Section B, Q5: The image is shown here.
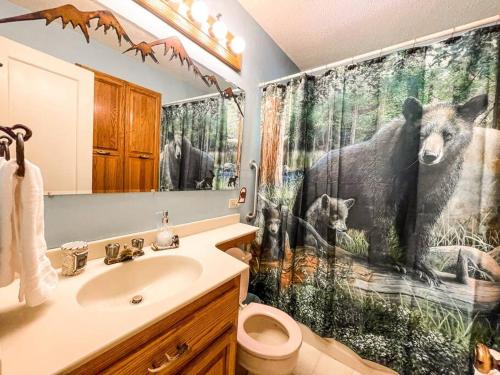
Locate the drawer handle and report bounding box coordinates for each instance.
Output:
[139,154,150,159]
[147,343,189,373]
[96,150,111,155]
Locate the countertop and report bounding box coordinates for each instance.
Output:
[0,219,258,375]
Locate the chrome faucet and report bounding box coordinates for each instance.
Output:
[104,238,145,265]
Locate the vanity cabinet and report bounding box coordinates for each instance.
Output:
[68,277,240,374]
[85,67,161,193]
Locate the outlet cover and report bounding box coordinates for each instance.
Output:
[228,199,239,209]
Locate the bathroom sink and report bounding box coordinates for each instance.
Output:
[76,255,203,310]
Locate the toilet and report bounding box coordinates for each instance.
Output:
[226,248,302,375]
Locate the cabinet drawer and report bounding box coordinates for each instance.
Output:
[103,286,239,374]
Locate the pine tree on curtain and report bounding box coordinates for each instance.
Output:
[251,25,500,374]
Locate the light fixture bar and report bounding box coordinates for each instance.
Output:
[134,0,243,72]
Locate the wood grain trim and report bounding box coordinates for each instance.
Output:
[67,277,239,374]
[134,0,242,72]
[216,232,256,251]
[178,327,237,374]
[102,285,239,374]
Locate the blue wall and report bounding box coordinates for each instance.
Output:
[0,0,298,247]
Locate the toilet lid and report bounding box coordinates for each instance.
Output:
[238,303,302,360]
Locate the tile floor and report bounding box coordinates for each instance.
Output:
[293,341,361,375]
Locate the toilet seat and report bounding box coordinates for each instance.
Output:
[238,303,302,360]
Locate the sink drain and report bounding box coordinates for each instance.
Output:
[130,295,143,305]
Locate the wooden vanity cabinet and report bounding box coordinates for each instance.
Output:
[68,277,240,375]
[84,66,161,193]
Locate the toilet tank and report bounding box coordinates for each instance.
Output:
[226,247,251,304]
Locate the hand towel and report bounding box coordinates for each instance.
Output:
[0,160,58,306]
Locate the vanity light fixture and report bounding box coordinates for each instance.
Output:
[211,14,228,41]
[135,0,244,71]
[189,0,208,24]
[230,36,246,54]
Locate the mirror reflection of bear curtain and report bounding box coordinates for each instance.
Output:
[160,94,244,191]
[252,25,500,374]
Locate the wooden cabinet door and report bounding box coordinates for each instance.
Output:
[92,152,124,193]
[92,72,125,193]
[124,83,160,192]
[178,329,237,375]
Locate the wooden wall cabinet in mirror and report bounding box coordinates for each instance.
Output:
[125,83,160,193]
[84,67,160,193]
[92,71,125,193]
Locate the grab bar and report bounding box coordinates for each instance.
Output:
[246,160,260,222]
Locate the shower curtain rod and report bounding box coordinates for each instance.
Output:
[258,15,500,88]
[165,88,242,106]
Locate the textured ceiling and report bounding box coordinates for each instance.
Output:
[238,0,500,70]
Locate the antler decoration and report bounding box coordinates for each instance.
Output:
[124,36,193,65]
[0,4,131,45]
[124,37,244,117]
[0,4,244,117]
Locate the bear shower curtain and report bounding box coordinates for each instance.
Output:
[159,94,244,191]
[251,25,499,374]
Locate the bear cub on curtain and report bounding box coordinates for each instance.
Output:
[296,94,488,285]
[261,206,282,260]
[305,194,355,249]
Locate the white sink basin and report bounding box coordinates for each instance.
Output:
[76,255,203,310]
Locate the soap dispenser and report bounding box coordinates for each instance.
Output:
[156,211,174,248]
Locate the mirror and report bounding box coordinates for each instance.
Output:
[0,0,245,195]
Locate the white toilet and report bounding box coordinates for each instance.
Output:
[227,248,302,375]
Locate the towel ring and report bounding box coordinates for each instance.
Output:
[16,132,25,177]
[0,135,12,161]
[0,124,32,142]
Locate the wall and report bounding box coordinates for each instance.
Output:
[0,0,298,247]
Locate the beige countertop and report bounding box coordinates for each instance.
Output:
[0,216,257,375]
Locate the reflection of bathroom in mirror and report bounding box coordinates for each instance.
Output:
[0,0,245,195]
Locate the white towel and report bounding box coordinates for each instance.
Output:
[0,160,58,306]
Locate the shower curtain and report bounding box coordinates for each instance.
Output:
[251,25,499,374]
[159,94,244,191]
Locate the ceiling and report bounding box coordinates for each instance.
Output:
[238,0,500,70]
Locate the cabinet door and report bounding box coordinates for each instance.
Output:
[0,36,94,195]
[178,329,237,375]
[124,83,160,192]
[124,155,156,193]
[92,72,125,193]
[92,152,124,193]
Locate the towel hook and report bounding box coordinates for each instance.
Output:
[15,132,25,177]
[0,135,12,161]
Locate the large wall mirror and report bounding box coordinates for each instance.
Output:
[0,0,245,195]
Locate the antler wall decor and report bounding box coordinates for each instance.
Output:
[124,36,244,116]
[0,3,244,117]
[0,4,131,45]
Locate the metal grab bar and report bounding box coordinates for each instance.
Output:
[246,160,260,222]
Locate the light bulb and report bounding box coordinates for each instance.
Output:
[211,16,228,40]
[230,36,245,54]
[190,1,209,23]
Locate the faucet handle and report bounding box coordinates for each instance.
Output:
[105,243,120,259]
[131,238,144,250]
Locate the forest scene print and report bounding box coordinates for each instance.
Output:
[250,26,500,374]
[159,94,244,191]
